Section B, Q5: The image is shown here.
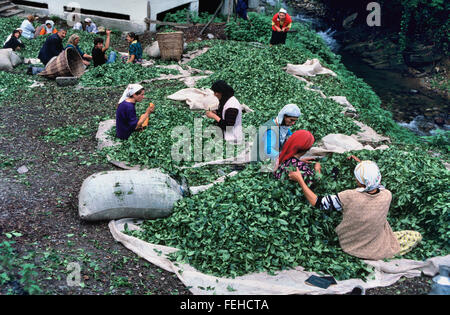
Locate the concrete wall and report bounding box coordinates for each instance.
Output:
[14,0,200,33]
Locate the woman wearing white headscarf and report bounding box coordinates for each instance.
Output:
[116,84,155,140]
[85,18,98,34]
[288,155,422,260]
[255,104,301,161]
[38,20,57,36]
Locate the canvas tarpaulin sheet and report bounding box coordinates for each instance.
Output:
[109,218,450,295]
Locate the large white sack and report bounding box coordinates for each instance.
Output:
[9,50,22,67]
[79,169,184,221]
[286,59,337,77]
[167,87,219,111]
[0,49,13,71]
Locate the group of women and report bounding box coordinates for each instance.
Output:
[4,15,142,71]
[116,79,422,262]
[3,16,57,51]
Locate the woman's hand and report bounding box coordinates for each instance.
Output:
[146,103,155,114]
[347,155,361,163]
[289,168,304,183]
[205,110,220,122]
[314,162,322,173]
[300,157,315,163]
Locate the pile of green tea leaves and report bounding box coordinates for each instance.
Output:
[118,12,449,281]
[127,146,449,280]
[103,81,243,186]
[162,8,226,25]
[80,62,180,87]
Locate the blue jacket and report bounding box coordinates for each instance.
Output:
[38,33,64,65]
[236,0,248,20]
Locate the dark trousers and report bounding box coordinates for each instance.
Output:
[270,30,287,45]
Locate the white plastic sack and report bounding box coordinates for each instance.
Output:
[0,48,13,71]
[303,133,388,159]
[286,59,337,77]
[329,96,357,116]
[9,51,22,67]
[167,88,220,111]
[79,169,184,221]
[144,41,160,58]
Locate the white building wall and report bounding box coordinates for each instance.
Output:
[15,0,200,32]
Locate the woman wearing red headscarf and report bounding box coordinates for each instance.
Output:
[273,130,320,182]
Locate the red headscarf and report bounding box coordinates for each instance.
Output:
[278,130,315,165]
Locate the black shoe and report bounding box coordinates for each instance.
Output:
[26,66,33,75]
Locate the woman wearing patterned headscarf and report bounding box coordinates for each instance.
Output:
[116,84,155,140]
[288,155,422,260]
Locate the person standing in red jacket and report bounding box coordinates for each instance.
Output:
[270,8,292,46]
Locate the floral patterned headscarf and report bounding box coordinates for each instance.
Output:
[354,160,385,192]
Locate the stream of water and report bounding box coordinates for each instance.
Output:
[262,0,449,136]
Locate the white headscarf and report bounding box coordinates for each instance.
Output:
[118,84,144,105]
[275,104,301,146]
[279,8,287,14]
[354,160,385,193]
[45,20,55,33]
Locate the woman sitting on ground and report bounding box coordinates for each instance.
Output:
[38,20,57,36]
[122,32,142,64]
[66,34,93,66]
[92,30,117,67]
[116,84,155,140]
[274,129,319,183]
[20,15,36,40]
[256,104,301,162]
[288,155,422,260]
[205,80,243,144]
[3,30,25,51]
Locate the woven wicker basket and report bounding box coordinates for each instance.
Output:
[39,47,85,79]
[156,31,184,61]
